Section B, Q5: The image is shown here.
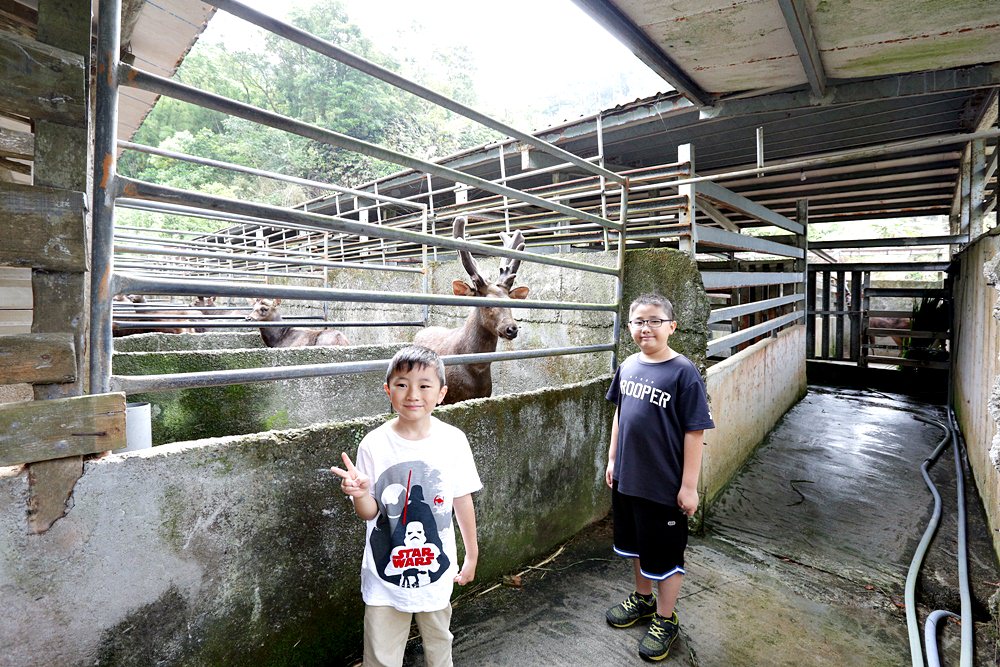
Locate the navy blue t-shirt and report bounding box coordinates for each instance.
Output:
[606,353,715,507]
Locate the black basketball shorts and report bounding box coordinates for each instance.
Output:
[611,481,688,579]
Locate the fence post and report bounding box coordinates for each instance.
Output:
[796,200,810,357]
[678,143,696,256]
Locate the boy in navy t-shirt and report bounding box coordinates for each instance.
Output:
[604,293,714,662]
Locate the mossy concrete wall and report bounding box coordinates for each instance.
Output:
[702,325,808,503]
[618,248,711,371]
[114,344,398,445]
[0,377,612,667]
[952,229,1000,561]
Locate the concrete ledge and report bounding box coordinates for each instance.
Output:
[0,376,613,666]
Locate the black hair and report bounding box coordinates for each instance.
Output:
[629,292,675,320]
[385,345,446,386]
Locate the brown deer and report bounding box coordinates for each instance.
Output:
[413,216,530,404]
[112,294,200,336]
[867,316,911,353]
[246,298,350,347]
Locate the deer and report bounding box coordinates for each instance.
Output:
[866,316,911,353]
[112,294,201,336]
[413,216,530,404]
[245,298,350,347]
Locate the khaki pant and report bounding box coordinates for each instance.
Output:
[363,604,453,667]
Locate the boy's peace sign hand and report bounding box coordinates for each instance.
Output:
[331,452,370,499]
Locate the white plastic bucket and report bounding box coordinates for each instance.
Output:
[121,402,152,452]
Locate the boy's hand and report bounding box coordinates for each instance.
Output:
[454,557,477,585]
[331,452,370,499]
[677,486,699,517]
[605,460,615,488]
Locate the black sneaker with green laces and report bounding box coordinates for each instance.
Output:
[638,611,679,662]
[605,591,657,628]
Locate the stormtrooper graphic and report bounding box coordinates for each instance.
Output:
[369,462,450,588]
[384,520,442,588]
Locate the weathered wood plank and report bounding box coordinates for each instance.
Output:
[0,266,32,309]
[0,333,76,385]
[0,180,87,272]
[0,157,30,175]
[0,126,33,159]
[0,31,86,126]
[0,392,126,466]
[27,456,82,534]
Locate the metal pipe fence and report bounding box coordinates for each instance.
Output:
[91,0,627,400]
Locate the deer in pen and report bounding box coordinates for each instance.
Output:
[246,298,350,347]
[413,216,530,404]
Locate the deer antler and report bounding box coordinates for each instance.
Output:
[454,217,487,291]
[498,230,525,290]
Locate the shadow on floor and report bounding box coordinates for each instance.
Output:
[394,386,999,666]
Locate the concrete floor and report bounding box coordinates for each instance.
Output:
[392,386,999,666]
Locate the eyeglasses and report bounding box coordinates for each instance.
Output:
[628,318,673,329]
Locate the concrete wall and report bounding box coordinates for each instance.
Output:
[952,229,1000,561]
[0,377,613,667]
[702,325,808,503]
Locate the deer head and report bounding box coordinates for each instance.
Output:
[193,296,216,308]
[451,216,529,341]
[246,297,282,323]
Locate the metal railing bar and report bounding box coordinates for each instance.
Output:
[119,141,425,210]
[114,320,424,329]
[115,232,365,264]
[204,0,624,186]
[116,177,621,276]
[120,64,622,231]
[111,343,616,394]
[114,274,619,312]
[114,242,424,273]
[708,294,803,323]
[707,311,804,356]
[114,260,322,281]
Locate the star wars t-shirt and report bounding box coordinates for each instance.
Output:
[606,353,715,507]
[355,416,482,613]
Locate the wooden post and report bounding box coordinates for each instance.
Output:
[24,0,92,534]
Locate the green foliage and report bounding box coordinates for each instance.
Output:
[120,0,495,232]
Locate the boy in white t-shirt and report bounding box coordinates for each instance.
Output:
[332,345,481,667]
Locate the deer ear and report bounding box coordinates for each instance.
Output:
[273,298,282,306]
[509,286,530,300]
[452,280,475,296]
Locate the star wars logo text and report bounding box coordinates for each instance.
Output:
[391,546,437,568]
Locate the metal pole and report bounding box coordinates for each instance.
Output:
[115,274,619,313]
[89,0,121,394]
[611,177,630,371]
[112,343,616,394]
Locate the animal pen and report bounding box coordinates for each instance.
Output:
[90,0,807,409]
[4,0,1000,665]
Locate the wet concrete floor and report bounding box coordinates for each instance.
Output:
[396,386,999,666]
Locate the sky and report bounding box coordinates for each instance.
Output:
[200,0,667,130]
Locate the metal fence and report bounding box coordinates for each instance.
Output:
[91,0,628,396]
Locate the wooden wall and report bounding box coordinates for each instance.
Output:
[0,0,125,533]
